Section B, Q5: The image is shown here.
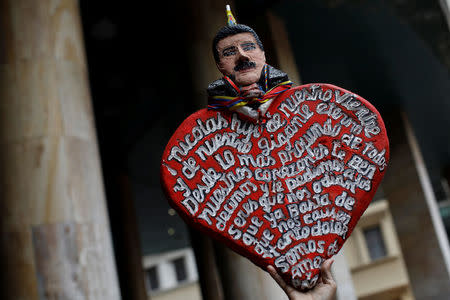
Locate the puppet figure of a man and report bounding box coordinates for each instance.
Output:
[207,7,292,119]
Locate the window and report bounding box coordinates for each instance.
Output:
[344,200,402,270]
[173,257,188,282]
[363,225,387,261]
[146,266,159,291]
[143,248,199,294]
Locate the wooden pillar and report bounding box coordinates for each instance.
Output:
[0,1,121,299]
[383,111,450,299]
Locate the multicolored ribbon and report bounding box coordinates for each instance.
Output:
[208,66,293,110]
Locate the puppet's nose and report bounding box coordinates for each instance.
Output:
[236,47,250,61]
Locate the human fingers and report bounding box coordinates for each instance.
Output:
[320,258,336,286]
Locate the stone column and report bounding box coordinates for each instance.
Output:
[0,1,121,299]
[382,111,450,299]
[215,249,288,300]
[331,251,357,300]
[438,0,450,30]
[189,229,225,300]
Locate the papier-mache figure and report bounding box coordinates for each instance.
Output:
[207,5,293,120]
[160,5,389,295]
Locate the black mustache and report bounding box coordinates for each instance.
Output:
[234,61,256,71]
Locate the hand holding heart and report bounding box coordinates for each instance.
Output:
[161,83,389,290]
[268,258,336,300]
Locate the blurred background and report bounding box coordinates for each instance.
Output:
[1,0,450,299]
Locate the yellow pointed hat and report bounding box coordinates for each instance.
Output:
[226,5,237,26]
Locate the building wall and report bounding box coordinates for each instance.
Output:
[151,283,202,300]
[344,199,414,300]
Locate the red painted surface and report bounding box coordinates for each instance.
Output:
[161,83,389,289]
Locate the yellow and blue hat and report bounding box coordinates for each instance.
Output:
[226,5,237,26]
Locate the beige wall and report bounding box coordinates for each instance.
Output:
[151,283,202,300]
[344,200,414,300]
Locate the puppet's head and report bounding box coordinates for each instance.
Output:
[212,7,266,87]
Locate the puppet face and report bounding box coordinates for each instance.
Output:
[216,32,266,87]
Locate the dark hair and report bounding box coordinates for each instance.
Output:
[212,24,264,63]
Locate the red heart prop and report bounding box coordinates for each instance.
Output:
[160,83,389,289]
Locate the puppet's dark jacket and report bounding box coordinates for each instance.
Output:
[206,64,289,97]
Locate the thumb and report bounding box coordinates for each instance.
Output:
[320,258,335,284]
